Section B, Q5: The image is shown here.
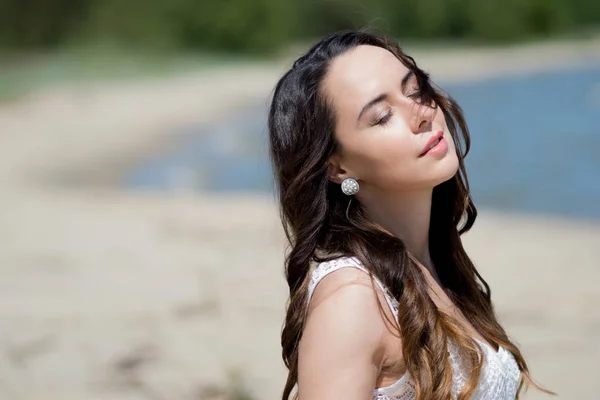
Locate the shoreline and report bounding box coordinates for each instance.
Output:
[0,37,599,193]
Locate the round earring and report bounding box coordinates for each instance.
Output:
[341,177,359,196]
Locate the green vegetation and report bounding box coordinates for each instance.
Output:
[1,0,599,54]
[0,44,257,101]
[0,0,598,100]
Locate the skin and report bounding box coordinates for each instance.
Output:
[298,45,492,400]
[324,45,459,267]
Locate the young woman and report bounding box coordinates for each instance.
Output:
[268,30,547,400]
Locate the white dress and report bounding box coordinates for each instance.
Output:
[307,256,521,400]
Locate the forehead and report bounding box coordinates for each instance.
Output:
[323,45,410,109]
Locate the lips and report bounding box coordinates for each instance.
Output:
[419,131,444,157]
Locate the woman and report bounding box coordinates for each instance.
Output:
[268,30,547,400]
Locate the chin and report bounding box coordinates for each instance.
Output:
[432,154,460,185]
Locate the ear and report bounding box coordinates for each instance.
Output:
[328,154,354,185]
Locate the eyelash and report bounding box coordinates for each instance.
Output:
[372,86,423,126]
[374,111,393,126]
[407,87,421,99]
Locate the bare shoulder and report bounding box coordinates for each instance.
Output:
[298,267,388,399]
[307,264,397,332]
[308,265,378,310]
[303,266,389,359]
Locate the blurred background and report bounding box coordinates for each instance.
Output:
[0,0,599,399]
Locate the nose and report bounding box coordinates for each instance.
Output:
[414,103,437,133]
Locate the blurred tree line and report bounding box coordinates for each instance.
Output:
[0,0,599,52]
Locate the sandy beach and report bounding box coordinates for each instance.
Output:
[0,38,599,400]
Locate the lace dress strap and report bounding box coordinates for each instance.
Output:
[307,256,399,319]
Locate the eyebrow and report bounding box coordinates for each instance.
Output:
[357,71,414,123]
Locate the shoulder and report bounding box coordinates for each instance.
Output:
[299,265,386,398]
[307,256,398,324]
[303,259,392,358]
[307,263,380,320]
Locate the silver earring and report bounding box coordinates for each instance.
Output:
[341,177,359,195]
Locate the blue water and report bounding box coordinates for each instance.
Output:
[126,66,600,220]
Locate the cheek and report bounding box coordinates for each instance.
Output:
[437,111,456,148]
[345,129,420,185]
[435,109,450,130]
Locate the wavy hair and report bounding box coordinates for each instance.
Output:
[268,30,544,400]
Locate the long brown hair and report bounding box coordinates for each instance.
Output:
[268,30,543,400]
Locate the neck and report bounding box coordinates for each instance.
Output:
[358,187,434,272]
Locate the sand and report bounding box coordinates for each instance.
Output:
[0,37,599,399]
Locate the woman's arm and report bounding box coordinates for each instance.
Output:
[298,267,390,400]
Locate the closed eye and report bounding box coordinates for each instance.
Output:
[407,90,421,99]
[405,82,421,100]
[372,110,393,126]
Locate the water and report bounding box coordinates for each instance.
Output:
[126,66,600,220]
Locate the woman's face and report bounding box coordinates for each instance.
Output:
[323,45,459,193]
